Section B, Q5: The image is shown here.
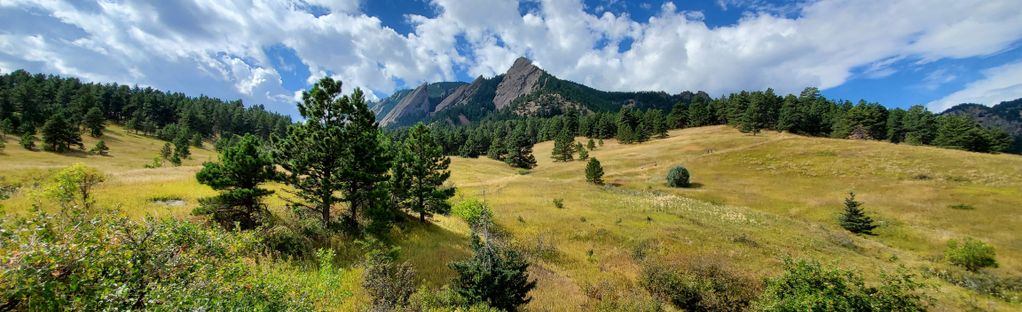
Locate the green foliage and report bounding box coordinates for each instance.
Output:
[577,141,589,160]
[173,133,191,159]
[83,106,105,137]
[89,140,109,155]
[191,133,204,147]
[144,156,163,169]
[933,115,1012,153]
[45,163,105,209]
[450,234,537,311]
[392,123,456,223]
[640,260,761,312]
[160,142,173,159]
[41,112,81,152]
[945,237,998,272]
[275,77,394,234]
[839,192,877,235]
[194,135,277,230]
[754,259,926,312]
[363,247,418,311]
[552,198,564,209]
[586,158,605,185]
[504,124,537,169]
[19,133,35,150]
[923,266,1021,302]
[452,198,493,228]
[666,166,690,188]
[587,138,597,150]
[551,130,575,161]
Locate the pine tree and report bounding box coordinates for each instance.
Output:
[83,106,105,137]
[585,158,604,185]
[41,113,81,152]
[191,133,203,148]
[487,136,506,161]
[275,77,350,227]
[194,135,276,230]
[551,130,574,162]
[839,192,877,235]
[394,123,456,223]
[173,134,190,159]
[586,138,596,151]
[20,133,35,150]
[667,101,688,129]
[339,88,394,234]
[598,138,604,146]
[505,124,537,169]
[91,140,109,156]
[576,142,589,160]
[160,142,173,159]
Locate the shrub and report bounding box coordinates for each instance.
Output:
[753,259,926,311]
[452,198,493,228]
[640,260,761,312]
[948,204,974,210]
[450,234,536,311]
[19,133,35,150]
[363,247,417,312]
[923,266,1022,302]
[945,238,998,272]
[552,198,564,209]
[45,163,105,209]
[666,166,690,187]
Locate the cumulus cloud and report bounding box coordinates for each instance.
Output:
[927,61,1022,111]
[1,0,1021,117]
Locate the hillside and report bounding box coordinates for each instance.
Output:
[944,98,1022,152]
[3,124,1020,310]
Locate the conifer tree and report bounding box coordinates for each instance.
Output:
[160,142,173,159]
[450,234,536,311]
[668,101,689,129]
[191,133,203,147]
[585,158,604,185]
[839,192,877,235]
[173,134,190,159]
[586,138,596,150]
[551,130,575,162]
[576,142,588,160]
[338,88,394,234]
[83,106,105,137]
[394,123,456,223]
[91,140,109,156]
[487,136,506,161]
[41,112,81,152]
[20,133,36,150]
[505,124,536,169]
[598,138,604,146]
[194,135,277,230]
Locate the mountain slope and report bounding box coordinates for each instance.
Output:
[943,98,1022,152]
[372,81,467,126]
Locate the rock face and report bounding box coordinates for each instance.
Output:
[492,57,544,110]
[435,76,486,112]
[380,84,431,126]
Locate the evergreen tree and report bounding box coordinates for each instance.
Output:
[90,140,109,156]
[667,101,688,129]
[776,94,799,131]
[20,133,35,150]
[394,123,456,223]
[160,142,173,159]
[338,88,394,234]
[450,234,537,311]
[551,130,575,162]
[886,108,907,143]
[576,142,588,160]
[274,77,351,227]
[740,93,772,135]
[487,136,506,161]
[902,105,937,145]
[839,192,877,235]
[194,135,276,230]
[586,138,596,151]
[688,97,712,127]
[585,158,604,185]
[598,138,604,146]
[173,134,191,159]
[41,113,81,152]
[649,109,669,138]
[191,133,203,148]
[83,106,105,137]
[504,124,537,169]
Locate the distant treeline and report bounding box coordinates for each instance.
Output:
[0,70,291,145]
[406,87,1014,161]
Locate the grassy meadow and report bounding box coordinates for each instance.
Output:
[2,125,1020,311]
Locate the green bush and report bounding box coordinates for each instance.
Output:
[666,166,690,187]
[640,260,760,312]
[753,259,926,311]
[945,237,998,272]
[450,234,536,311]
[452,198,493,227]
[553,198,564,209]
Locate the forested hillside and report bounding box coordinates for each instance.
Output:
[0,70,291,152]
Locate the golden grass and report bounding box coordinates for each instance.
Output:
[2,125,1021,311]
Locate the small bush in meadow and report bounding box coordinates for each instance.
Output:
[552,198,564,208]
[945,237,998,272]
[452,198,492,228]
[754,259,926,311]
[640,260,761,312]
[666,166,690,187]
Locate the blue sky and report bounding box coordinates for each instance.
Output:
[2,0,1021,118]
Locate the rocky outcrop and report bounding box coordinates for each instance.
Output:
[435,76,485,112]
[492,57,544,110]
[380,84,431,126]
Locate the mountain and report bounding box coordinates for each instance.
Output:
[942,98,1022,152]
[372,57,706,127]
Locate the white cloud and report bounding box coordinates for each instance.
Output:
[0,0,1021,117]
[927,61,1022,111]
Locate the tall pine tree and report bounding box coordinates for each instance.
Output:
[551,130,575,162]
[394,123,456,223]
[41,112,81,152]
[83,107,105,137]
[194,135,277,230]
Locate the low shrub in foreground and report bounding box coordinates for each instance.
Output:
[945,237,998,272]
[640,260,760,312]
[753,259,927,312]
